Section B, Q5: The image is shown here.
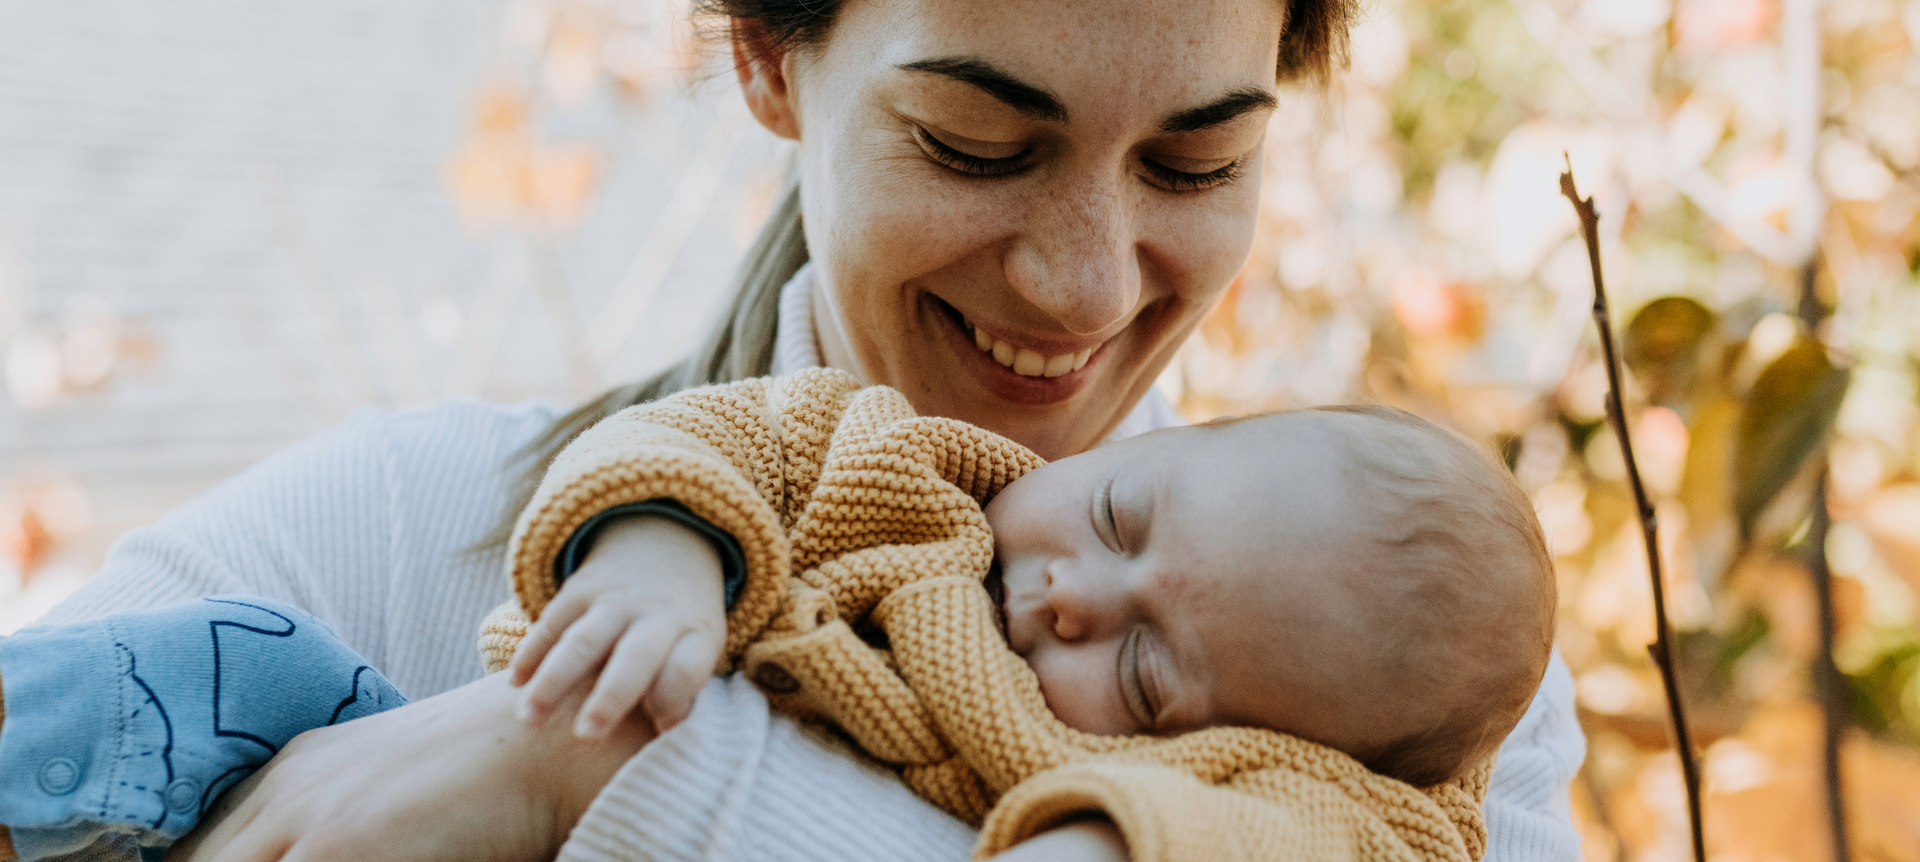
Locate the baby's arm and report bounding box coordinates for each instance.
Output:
[0,597,404,862]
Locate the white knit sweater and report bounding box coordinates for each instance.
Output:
[41,268,1584,862]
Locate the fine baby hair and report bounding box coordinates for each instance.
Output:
[1202,404,1556,787]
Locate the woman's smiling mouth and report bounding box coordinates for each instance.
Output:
[966,321,1092,378]
[931,296,1112,405]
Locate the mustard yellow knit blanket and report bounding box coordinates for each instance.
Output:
[479,368,1490,862]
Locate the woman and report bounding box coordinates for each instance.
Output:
[34,0,1584,859]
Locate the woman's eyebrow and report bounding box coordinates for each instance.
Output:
[896,56,1068,123]
[1159,87,1278,134]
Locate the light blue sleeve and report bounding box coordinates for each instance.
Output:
[0,597,406,861]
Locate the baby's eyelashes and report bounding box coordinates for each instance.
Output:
[1091,479,1122,554]
[1118,625,1156,729]
[1118,624,1186,733]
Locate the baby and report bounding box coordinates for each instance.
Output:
[514,401,1553,788]
[0,369,1552,862]
[489,369,1556,860]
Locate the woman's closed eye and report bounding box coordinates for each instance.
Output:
[1140,156,1245,193]
[914,125,1248,193]
[913,126,1031,176]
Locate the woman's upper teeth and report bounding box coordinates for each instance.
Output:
[966,320,1094,378]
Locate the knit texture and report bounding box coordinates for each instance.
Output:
[481,368,1493,862]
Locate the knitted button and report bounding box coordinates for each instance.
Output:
[38,757,80,796]
[165,778,202,815]
[751,662,800,694]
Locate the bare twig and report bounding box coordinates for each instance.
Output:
[1799,259,1853,862]
[1559,161,1707,862]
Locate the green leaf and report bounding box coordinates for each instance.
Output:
[1624,296,1715,404]
[1733,339,1850,539]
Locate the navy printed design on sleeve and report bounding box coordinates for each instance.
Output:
[114,648,176,830]
[0,596,408,860]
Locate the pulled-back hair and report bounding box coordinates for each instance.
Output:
[692,0,1358,83]
[483,0,1360,548]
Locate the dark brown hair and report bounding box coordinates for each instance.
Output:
[482,0,1359,548]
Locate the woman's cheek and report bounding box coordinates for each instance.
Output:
[1139,172,1264,304]
[849,162,1022,275]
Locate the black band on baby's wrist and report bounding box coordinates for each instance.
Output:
[554,500,749,610]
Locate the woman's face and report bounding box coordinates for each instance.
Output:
[765,0,1282,460]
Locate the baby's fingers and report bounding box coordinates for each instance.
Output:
[507,593,589,687]
[642,631,720,734]
[518,604,629,725]
[574,622,681,739]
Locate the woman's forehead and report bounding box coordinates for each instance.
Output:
[831,0,1286,113]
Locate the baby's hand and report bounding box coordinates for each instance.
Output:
[508,514,727,739]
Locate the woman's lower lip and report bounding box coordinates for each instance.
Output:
[934,301,1100,407]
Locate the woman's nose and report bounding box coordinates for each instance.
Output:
[1044,564,1127,642]
[1003,178,1142,336]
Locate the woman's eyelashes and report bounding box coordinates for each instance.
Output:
[1141,157,1245,192]
[911,125,1247,192]
[912,127,1029,177]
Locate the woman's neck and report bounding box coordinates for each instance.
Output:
[810,272,861,378]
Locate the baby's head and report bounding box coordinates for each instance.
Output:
[982,405,1554,786]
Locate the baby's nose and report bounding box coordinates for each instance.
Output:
[1044,566,1125,642]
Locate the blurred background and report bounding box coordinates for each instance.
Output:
[2,0,1917,858]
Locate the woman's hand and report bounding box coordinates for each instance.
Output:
[508,514,727,739]
[169,672,651,862]
[986,820,1130,862]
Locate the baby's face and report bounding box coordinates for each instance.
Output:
[983,413,1418,752]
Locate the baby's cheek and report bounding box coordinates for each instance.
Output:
[1028,650,1133,737]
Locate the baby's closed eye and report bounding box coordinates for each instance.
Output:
[1118,625,1178,731]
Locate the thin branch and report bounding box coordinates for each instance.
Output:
[1559,161,1707,862]
[1799,258,1853,862]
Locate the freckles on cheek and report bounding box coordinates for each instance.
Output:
[1140,187,1262,301]
[864,176,1016,270]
